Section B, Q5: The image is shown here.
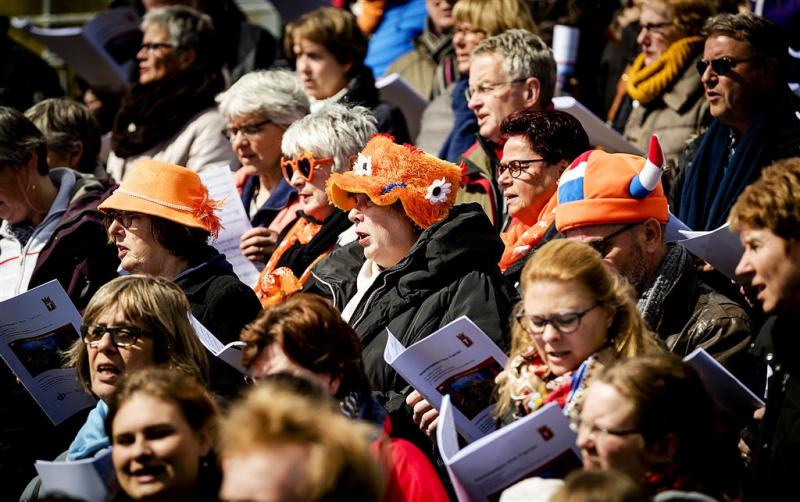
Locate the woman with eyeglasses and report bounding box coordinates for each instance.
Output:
[107,368,221,502]
[65,275,208,459]
[251,103,376,308]
[494,239,662,426]
[497,109,590,287]
[575,354,741,500]
[98,159,261,397]
[106,5,237,182]
[20,276,211,501]
[608,0,715,166]
[215,70,310,266]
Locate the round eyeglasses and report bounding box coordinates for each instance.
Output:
[569,415,640,439]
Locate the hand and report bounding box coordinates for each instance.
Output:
[407,390,440,438]
[240,227,278,263]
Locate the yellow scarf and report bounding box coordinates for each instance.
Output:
[626,36,703,105]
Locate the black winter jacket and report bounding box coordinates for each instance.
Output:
[305,204,517,421]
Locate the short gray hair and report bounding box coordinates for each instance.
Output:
[281,104,376,173]
[142,6,216,67]
[215,70,310,129]
[472,29,556,108]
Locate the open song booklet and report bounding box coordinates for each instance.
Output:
[188,315,247,374]
[35,449,115,502]
[0,280,95,425]
[437,395,581,502]
[384,316,508,442]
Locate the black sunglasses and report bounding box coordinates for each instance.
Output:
[586,222,640,257]
[696,56,760,77]
[81,325,150,348]
[104,209,139,229]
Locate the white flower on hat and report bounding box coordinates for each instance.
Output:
[353,153,372,176]
[425,178,451,204]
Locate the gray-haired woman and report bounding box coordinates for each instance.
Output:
[252,102,376,307]
[215,69,310,264]
[106,5,237,181]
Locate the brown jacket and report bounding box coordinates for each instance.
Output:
[623,56,709,167]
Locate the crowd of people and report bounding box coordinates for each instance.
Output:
[1,0,799,501]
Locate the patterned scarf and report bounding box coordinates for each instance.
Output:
[637,243,692,330]
[626,36,703,105]
[499,195,557,271]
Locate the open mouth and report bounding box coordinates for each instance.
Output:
[129,464,167,482]
[356,231,370,246]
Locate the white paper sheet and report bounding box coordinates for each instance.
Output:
[376,72,429,141]
[0,281,96,425]
[24,8,140,93]
[684,348,764,422]
[35,448,115,502]
[676,223,744,281]
[189,315,247,374]
[384,316,508,442]
[437,396,581,502]
[199,165,261,288]
[553,96,643,155]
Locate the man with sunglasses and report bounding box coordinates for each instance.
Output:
[670,12,800,232]
[556,145,752,374]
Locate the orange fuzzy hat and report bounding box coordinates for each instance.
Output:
[556,135,669,232]
[98,159,222,237]
[326,134,463,229]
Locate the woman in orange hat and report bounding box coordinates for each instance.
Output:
[304,134,516,435]
[98,159,261,396]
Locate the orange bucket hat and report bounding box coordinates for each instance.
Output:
[326,134,463,229]
[556,135,669,233]
[98,159,222,237]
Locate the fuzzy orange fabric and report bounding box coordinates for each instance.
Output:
[499,194,557,271]
[98,159,222,237]
[327,134,462,229]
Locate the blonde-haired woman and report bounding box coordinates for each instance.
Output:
[63,275,210,461]
[494,239,662,424]
[610,0,716,165]
[417,0,538,160]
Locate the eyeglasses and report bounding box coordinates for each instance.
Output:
[638,21,673,33]
[585,222,640,257]
[454,25,486,38]
[696,56,760,77]
[466,79,527,101]
[568,416,640,439]
[223,118,273,142]
[497,159,548,179]
[515,304,599,335]
[81,325,150,348]
[281,151,334,183]
[104,210,140,230]
[139,42,176,53]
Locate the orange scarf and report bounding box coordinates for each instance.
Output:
[254,218,329,308]
[499,195,557,272]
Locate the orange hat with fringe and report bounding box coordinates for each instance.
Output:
[556,135,669,233]
[98,159,222,237]
[326,134,462,229]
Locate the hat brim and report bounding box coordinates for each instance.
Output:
[98,191,211,232]
[327,172,403,211]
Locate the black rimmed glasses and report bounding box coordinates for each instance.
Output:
[465,79,527,101]
[139,42,176,53]
[81,325,150,348]
[223,118,273,142]
[104,209,140,230]
[585,222,640,257]
[497,159,548,179]
[568,416,640,439]
[515,304,599,335]
[696,56,761,77]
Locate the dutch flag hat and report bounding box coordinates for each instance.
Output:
[555,135,669,233]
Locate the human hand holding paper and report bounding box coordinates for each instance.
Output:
[407,390,440,438]
[240,227,278,263]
